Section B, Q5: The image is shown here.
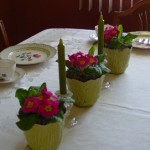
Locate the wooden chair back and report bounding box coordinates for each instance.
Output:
[113,0,150,31]
[0,20,9,51]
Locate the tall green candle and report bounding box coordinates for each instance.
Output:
[58,38,67,94]
[98,12,104,55]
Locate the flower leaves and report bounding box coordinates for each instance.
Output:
[16,114,38,131]
[88,45,96,55]
[66,51,110,82]
[15,89,28,106]
[117,24,123,40]
[123,33,137,46]
[104,24,137,49]
[15,83,73,131]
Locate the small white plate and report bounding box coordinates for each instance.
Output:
[0,43,56,65]
[0,67,25,84]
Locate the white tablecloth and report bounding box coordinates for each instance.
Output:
[0,28,150,150]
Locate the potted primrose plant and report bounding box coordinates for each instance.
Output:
[103,24,137,74]
[66,47,110,107]
[15,82,74,150]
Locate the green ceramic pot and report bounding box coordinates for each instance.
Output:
[105,48,132,74]
[24,121,64,150]
[67,76,104,107]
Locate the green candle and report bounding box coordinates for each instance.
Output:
[98,12,104,55]
[58,38,67,94]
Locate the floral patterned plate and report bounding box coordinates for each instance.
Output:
[0,43,56,65]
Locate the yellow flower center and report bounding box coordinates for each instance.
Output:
[27,101,34,108]
[38,95,43,101]
[45,106,52,112]
[80,60,85,65]
[90,58,94,63]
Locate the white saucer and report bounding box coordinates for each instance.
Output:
[0,67,25,84]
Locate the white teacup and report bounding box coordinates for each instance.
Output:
[0,59,16,81]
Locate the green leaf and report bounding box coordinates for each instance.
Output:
[27,82,46,97]
[16,114,38,131]
[84,66,102,76]
[99,63,111,74]
[108,39,123,49]
[54,115,64,122]
[123,33,137,45]
[28,88,38,97]
[43,117,57,124]
[88,45,96,55]
[96,53,107,62]
[60,97,74,104]
[118,24,123,40]
[39,82,46,93]
[15,89,28,106]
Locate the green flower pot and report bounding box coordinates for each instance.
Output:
[105,48,132,74]
[24,121,64,150]
[67,76,104,107]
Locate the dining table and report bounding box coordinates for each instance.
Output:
[0,28,150,150]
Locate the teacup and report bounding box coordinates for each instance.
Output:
[0,59,16,81]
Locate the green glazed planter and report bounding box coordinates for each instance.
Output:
[105,48,132,74]
[67,76,104,107]
[24,121,64,150]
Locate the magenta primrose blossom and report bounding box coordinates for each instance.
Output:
[66,51,98,68]
[104,25,119,43]
[102,24,137,49]
[38,99,59,118]
[66,51,110,82]
[22,87,59,118]
[22,97,39,113]
[16,82,74,131]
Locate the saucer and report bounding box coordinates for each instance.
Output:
[0,67,25,84]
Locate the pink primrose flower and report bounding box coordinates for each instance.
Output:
[104,31,113,43]
[88,55,98,65]
[104,26,119,43]
[38,99,59,118]
[41,87,53,98]
[48,94,58,101]
[110,26,119,36]
[38,87,53,103]
[76,55,89,67]
[68,55,77,66]
[73,51,84,57]
[22,97,39,113]
[66,60,72,67]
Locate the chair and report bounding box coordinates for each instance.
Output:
[113,0,150,31]
[0,20,10,51]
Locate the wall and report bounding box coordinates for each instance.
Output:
[0,0,141,49]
